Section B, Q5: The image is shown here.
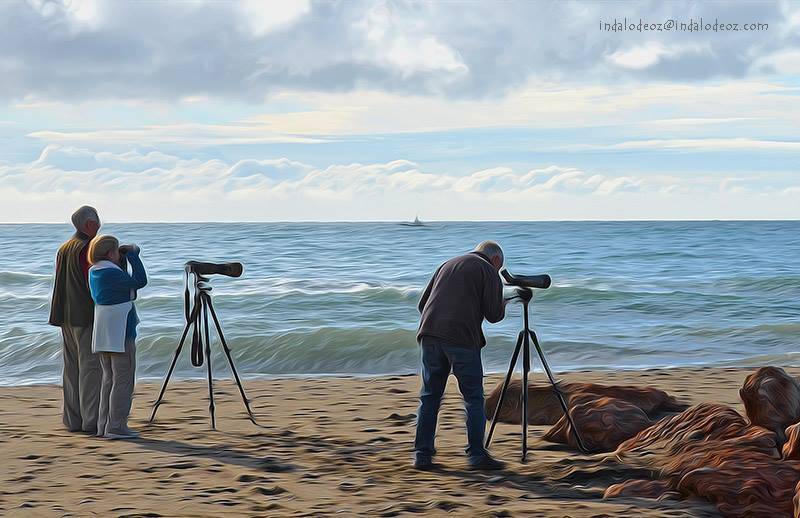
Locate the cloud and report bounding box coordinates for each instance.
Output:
[753,49,800,75]
[238,0,310,37]
[607,43,710,70]
[0,145,645,198]
[0,0,796,102]
[564,138,800,153]
[18,80,800,147]
[1,145,796,221]
[27,124,327,147]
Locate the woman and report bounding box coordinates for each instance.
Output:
[87,235,147,439]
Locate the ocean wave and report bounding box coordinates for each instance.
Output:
[0,291,51,301]
[134,282,421,305]
[0,270,52,284]
[2,221,799,385]
[2,320,798,386]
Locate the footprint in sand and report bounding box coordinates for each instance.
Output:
[251,485,288,496]
[260,456,296,472]
[485,494,510,505]
[338,481,360,493]
[385,413,416,424]
[236,473,261,483]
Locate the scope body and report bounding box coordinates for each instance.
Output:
[185,261,243,277]
[500,268,551,289]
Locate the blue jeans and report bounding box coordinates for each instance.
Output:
[414,339,487,462]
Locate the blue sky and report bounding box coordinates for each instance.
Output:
[1,0,799,222]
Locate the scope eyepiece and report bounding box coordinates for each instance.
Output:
[185,261,243,278]
[500,268,551,289]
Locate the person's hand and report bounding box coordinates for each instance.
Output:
[119,244,140,255]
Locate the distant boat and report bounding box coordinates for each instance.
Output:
[400,215,426,227]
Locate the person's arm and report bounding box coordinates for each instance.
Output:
[482,268,505,323]
[48,247,65,326]
[106,250,148,291]
[418,265,442,313]
[123,250,148,290]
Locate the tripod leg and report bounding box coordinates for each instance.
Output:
[149,317,193,423]
[522,328,530,463]
[206,298,262,426]
[202,297,216,430]
[529,330,589,453]
[485,330,525,448]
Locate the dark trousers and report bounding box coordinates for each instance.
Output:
[414,339,487,461]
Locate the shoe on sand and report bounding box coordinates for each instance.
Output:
[413,457,440,471]
[469,455,505,471]
[104,428,140,440]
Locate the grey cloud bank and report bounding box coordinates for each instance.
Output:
[1,0,797,102]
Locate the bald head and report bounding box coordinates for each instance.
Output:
[71,206,100,238]
[474,240,504,270]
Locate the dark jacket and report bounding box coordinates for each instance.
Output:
[49,232,94,327]
[417,252,505,348]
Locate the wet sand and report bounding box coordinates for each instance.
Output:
[1,366,784,517]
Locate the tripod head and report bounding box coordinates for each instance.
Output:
[184,260,243,294]
[503,285,533,303]
[501,268,550,304]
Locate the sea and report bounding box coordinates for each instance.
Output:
[0,221,798,386]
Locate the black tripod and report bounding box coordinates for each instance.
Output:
[148,270,259,429]
[485,286,588,460]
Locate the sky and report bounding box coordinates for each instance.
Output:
[1,0,799,222]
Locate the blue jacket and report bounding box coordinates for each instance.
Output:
[88,251,147,340]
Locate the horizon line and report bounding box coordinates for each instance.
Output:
[1,218,798,225]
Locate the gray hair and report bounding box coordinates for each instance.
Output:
[474,240,504,264]
[71,205,99,231]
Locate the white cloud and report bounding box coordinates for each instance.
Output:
[26,0,104,29]
[564,138,800,153]
[2,146,796,221]
[27,124,326,147]
[0,147,643,201]
[608,43,710,70]
[610,138,800,152]
[238,0,310,37]
[753,49,800,75]
[5,144,797,223]
[356,3,468,77]
[643,117,764,126]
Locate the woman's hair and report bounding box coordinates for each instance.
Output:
[87,235,119,265]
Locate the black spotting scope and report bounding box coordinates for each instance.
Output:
[500,268,551,289]
[185,261,244,277]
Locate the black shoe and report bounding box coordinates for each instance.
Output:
[413,457,438,471]
[469,455,506,471]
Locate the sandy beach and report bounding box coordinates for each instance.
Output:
[0,366,787,517]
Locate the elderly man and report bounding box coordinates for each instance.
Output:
[414,240,507,471]
[49,206,102,433]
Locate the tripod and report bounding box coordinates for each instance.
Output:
[485,287,588,460]
[148,271,260,429]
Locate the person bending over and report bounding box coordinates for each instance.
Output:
[87,236,147,439]
[414,240,507,470]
